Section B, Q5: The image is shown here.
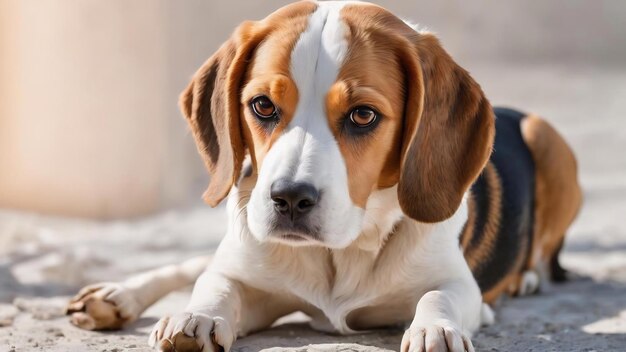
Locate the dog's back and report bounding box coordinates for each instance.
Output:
[462,107,582,303]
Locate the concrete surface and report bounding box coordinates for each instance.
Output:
[1,63,626,351]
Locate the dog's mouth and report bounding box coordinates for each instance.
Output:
[266,219,322,244]
[280,233,308,242]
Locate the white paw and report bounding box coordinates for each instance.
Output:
[401,319,474,352]
[66,283,142,330]
[480,303,495,326]
[149,312,235,352]
[518,270,540,296]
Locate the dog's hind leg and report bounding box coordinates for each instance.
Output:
[515,114,582,295]
[66,256,211,330]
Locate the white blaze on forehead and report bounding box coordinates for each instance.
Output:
[290,1,350,105]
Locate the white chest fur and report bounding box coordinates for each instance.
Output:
[214,186,470,333]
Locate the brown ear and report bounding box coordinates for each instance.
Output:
[180,22,266,207]
[398,33,495,223]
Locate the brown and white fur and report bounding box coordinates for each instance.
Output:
[66,2,582,351]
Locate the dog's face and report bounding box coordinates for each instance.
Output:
[181,1,495,248]
[243,2,408,248]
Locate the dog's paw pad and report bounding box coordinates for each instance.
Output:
[66,283,140,330]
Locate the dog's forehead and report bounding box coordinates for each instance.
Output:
[289,1,354,93]
[254,2,384,78]
[288,1,392,78]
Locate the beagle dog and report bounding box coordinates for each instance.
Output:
[66,1,582,351]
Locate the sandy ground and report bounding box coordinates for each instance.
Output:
[1,63,626,351]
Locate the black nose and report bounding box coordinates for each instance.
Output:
[270,179,319,220]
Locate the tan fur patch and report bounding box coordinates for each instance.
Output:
[336,5,495,213]
[323,6,409,207]
[239,1,318,174]
[179,2,318,207]
[520,115,582,276]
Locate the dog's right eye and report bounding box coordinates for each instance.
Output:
[250,96,278,120]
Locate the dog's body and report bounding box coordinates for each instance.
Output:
[66,2,581,351]
[463,108,581,304]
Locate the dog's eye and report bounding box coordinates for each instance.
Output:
[251,96,277,119]
[349,106,378,127]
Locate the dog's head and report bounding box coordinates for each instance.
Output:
[181,1,495,248]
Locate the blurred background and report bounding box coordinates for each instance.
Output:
[1,1,626,351]
[1,0,625,218]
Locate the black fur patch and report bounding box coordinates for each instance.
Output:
[465,107,536,293]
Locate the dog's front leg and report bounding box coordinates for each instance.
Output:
[67,256,211,330]
[149,270,293,352]
[401,280,482,352]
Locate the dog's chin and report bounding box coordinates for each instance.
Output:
[266,232,323,247]
[267,228,363,249]
[252,226,362,248]
[268,220,326,246]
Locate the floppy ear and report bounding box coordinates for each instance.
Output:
[397,33,495,223]
[180,22,266,207]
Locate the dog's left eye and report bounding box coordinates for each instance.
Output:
[349,106,378,127]
[250,96,277,119]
